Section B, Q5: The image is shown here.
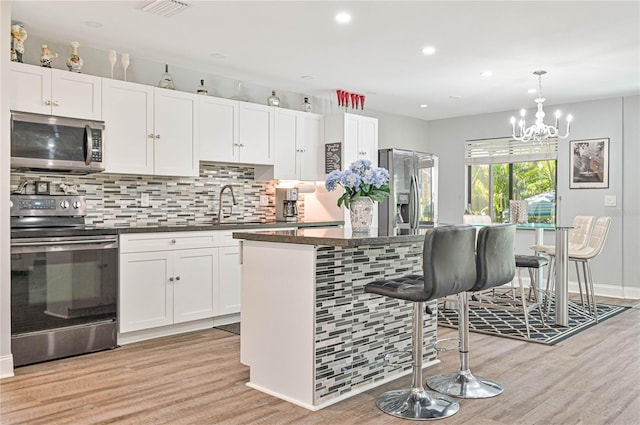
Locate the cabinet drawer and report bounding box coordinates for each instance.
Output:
[120,231,218,253]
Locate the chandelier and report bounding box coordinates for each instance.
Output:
[510,70,572,143]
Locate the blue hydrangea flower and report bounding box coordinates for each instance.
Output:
[325,160,390,208]
[325,169,342,191]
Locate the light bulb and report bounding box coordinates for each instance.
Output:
[566,114,573,123]
[555,110,562,119]
[520,109,526,117]
[510,117,516,125]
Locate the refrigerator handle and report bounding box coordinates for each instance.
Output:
[409,175,419,230]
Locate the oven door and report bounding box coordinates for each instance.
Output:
[10,235,118,365]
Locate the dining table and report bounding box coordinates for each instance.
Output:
[516,223,573,326]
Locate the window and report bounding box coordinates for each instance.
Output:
[466,138,557,224]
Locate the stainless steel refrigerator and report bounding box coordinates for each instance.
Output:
[378,148,439,235]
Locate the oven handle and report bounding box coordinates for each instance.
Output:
[11,237,118,253]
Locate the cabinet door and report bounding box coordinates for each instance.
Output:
[51,69,102,120]
[9,62,51,115]
[199,96,239,163]
[173,248,219,323]
[119,252,173,333]
[153,88,199,176]
[273,108,298,180]
[343,114,361,166]
[299,113,323,181]
[103,80,154,175]
[358,116,378,165]
[219,244,241,315]
[239,103,273,165]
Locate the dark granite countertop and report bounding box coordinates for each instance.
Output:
[233,227,429,247]
[11,220,343,238]
[113,220,343,234]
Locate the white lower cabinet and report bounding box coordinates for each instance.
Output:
[218,245,241,315]
[119,232,218,333]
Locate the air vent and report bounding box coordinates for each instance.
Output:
[141,0,190,17]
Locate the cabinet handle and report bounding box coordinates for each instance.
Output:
[148,134,155,139]
[239,143,245,147]
[45,100,52,106]
[175,276,180,281]
[53,101,60,107]
[155,134,160,139]
[170,239,176,244]
[169,277,174,282]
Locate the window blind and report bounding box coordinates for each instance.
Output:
[465,137,557,165]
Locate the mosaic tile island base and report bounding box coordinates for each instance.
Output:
[237,229,437,410]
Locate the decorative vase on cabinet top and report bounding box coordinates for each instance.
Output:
[267,90,281,107]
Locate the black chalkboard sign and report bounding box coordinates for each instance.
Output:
[325,142,342,173]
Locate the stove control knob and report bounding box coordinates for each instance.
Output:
[72,201,82,209]
[60,200,70,209]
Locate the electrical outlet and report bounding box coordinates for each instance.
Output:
[141,192,150,207]
[604,195,616,207]
[259,195,269,206]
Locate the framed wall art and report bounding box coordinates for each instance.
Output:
[569,138,609,189]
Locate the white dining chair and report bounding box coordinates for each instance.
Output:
[544,216,611,320]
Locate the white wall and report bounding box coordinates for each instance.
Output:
[1,1,15,377]
[426,95,640,298]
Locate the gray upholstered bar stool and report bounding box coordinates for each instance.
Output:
[364,225,477,420]
[427,224,516,399]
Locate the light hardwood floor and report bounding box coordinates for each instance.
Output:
[1,297,639,425]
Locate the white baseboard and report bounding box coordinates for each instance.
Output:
[0,354,14,379]
[117,313,241,346]
[515,275,638,300]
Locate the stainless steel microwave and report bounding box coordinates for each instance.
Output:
[11,111,105,174]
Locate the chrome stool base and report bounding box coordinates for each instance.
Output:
[427,370,504,399]
[376,388,460,420]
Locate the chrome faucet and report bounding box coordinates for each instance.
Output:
[217,185,238,223]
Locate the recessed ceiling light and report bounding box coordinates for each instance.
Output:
[300,75,314,80]
[528,88,537,94]
[84,21,103,28]
[335,12,351,23]
[209,53,227,60]
[449,95,462,99]
[481,70,493,77]
[421,46,436,55]
[420,104,428,108]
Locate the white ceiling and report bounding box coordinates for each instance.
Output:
[10,0,640,121]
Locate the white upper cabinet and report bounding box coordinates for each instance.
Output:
[103,80,199,177]
[9,62,101,120]
[238,102,274,164]
[102,80,154,175]
[153,89,199,176]
[325,112,378,172]
[200,99,273,165]
[273,108,323,181]
[199,96,239,163]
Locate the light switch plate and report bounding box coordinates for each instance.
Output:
[259,195,269,206]
[604,195,616,207]
[141,192,150,207]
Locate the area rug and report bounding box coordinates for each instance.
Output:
[437,296,629,345]
[213,322,240,335]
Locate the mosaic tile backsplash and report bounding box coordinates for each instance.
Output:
[11,163,303,226]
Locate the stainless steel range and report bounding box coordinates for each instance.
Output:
[10,194,118,366]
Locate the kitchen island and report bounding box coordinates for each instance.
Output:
[233,227,438,411]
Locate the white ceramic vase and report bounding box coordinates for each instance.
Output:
[349,196,374,233]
